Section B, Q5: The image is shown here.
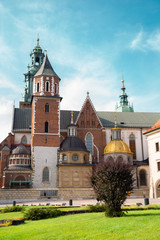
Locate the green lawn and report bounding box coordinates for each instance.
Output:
[0,210,160,240]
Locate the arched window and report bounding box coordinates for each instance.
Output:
[45,121,48,133]
[37,82,39,92]
[107,156,114,162]
[117,156,123,162]
[42,167,49,182]
[46,82,49,92]
[139,169,147,186]
[62,154,67,161]
[35,57,39,66]
[129,134,136,159]
[86,133,93,155]
[21,135,27,144]
[45,103,49,113]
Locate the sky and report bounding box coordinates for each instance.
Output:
[1,0,160,141]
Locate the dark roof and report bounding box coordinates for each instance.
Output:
[34,54,60,78]
[60,136,88,151]
[12,144,31,155]
[12,108,160,132]
[13,108,31,132]
[133,159,149,166]
[97,112,160,128]
[60,110,79,130]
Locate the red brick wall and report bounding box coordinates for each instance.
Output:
[76,98,106,162]
[31,95,60,147]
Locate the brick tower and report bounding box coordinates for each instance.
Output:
[31,53,62,188]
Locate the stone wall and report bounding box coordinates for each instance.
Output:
[58,187,95,199]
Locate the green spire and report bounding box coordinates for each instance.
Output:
[115,76,134,112]
[23,37,45,102]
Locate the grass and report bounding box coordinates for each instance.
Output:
[0,210,160,239]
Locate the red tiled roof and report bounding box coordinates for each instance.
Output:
[145,119,160,134]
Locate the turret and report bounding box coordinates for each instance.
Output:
[22,38,45,103]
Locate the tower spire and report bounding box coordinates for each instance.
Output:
[114,112,117,128]
[37,34,39,47]
[115,75,134,112]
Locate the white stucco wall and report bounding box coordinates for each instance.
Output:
[32,146,58,188]
[14,133,31,145]
[146,130,160,198]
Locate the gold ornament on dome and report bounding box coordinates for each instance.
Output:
[104,140,132,154]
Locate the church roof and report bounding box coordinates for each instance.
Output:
[60,136,88,151]
[12,108,160,132]
[104,140,132,154]
[13,108,31,132]
[12,144,30,155]
[144,119,160,134]
[34,54,60,78]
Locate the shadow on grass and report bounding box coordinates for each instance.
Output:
[125,212,160,217]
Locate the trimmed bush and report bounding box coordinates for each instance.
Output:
[24,207,62,220]
[88,204,106,212]
[1,206,25,213]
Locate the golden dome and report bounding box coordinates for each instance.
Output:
[104,140,132,154]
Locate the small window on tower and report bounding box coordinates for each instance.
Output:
[55,83,57,94]
[45,103,49,113]
[37,82,39,92]
[46,82,49,92]
[35,57,39,66]
[45,121,49,133]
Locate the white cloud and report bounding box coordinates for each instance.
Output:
[146,31,160,51]
[130,30,144,50]
[0,73,22,93]
[0,97,13,142]
[130,30,160,52]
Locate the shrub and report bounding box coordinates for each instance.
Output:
[1,206,25,213]
[88,204,106,212]
[24,207,62,220]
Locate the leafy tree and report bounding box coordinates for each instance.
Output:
[91,159,134,217]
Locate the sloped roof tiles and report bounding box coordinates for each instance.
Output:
[12,108,160,132]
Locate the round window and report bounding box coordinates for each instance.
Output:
[72,155,78,161]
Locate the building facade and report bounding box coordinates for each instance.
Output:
[0,39,160,200]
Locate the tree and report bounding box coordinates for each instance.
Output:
[91,159,134,217]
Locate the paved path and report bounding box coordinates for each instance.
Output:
[1,197,160,207]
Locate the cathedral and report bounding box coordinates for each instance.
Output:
[0,39,160,201]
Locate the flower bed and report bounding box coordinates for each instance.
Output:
[0,218,25,227]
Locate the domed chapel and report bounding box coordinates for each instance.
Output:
[0,39,160,200]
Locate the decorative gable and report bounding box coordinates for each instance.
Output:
[76,93,102,129]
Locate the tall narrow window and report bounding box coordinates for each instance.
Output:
[45,103,49,113]
[45,121,48,133]
[139,169,147,186]
[156,142,159,152]
[42,167,49,182]
[46,82,49,92]
[157,162,160,171]
[129,134,136,159]
[86,133,93,155]
[37,82,39,92]
[55,83,57,94]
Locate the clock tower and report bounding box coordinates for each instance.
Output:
[31,53,62,188]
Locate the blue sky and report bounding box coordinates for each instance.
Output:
[1,0,160,141]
